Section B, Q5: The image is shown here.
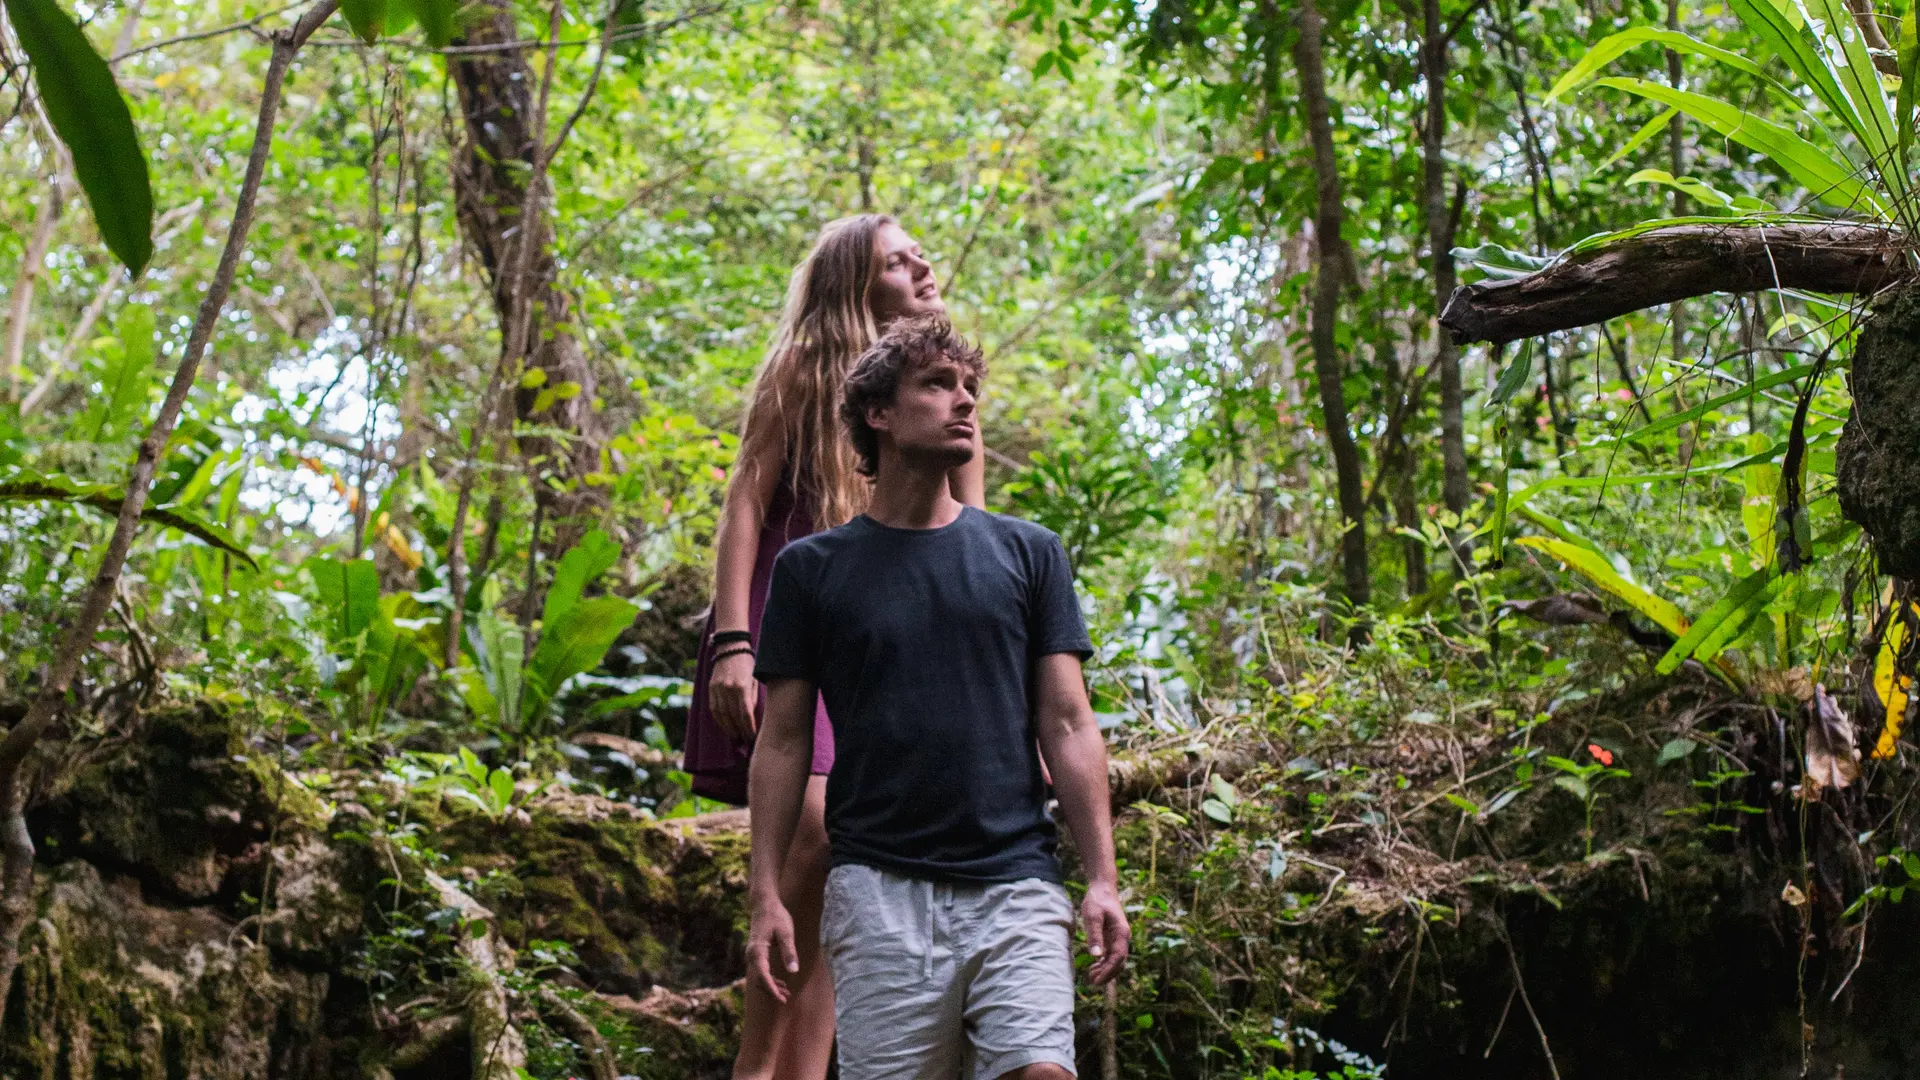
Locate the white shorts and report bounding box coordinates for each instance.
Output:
[821,864,1078,1080]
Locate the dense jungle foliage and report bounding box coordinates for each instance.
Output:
[3,0,1920,1075]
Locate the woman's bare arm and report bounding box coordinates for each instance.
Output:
[707,424,786,739]
[713,429,785,633]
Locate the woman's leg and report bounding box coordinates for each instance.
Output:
[772,775,836,1076]
[732,775,835,1080]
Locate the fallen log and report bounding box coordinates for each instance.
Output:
[1441,222,1909,344]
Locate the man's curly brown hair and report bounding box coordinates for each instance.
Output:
[839,316,987,477]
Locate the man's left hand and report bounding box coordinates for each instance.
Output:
[1080,881,1130,985]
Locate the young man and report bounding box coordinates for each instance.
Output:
[745,316,1129,1080]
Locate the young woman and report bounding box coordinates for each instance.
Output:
[684,213,984,1080]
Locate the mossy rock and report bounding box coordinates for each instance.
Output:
[434,798,750,997]
[1839,286,1920,579]
[33,701,330,907]
[0,861,339,1080]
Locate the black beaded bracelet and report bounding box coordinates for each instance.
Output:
[711,629,754,648]
[712,646,754,664]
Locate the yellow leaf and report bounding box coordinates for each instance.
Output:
[385,525,423,571]
[1516,537,1690,639]
[1871,605,1917,760]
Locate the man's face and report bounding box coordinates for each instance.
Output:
[866,223,944,327]
[867,356,979,469]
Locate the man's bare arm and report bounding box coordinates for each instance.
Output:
[745,676,817,1001]
[1032,652,1129,985]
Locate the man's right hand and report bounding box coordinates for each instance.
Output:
[747,895,799,1003]
[708,650,759,741]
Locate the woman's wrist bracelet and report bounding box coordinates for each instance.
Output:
[713,645,754,664]
[711,629,754,648]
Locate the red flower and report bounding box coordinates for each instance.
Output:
[1587,743,1614,766]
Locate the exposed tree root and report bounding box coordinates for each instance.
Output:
[1440,222,1907,344]
[425,872,526,1080]
[538,986,618,1080]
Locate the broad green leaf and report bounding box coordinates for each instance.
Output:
[489,767,515,812]
[305,557,381,641]
[1800,0,1900,189]
[524,596,639,720]
[1593,78,1882,216]
[340,0,388,42]
[1692,577,1787,660]
[84,302,155,440]
[3,0,152,275]
[1728,0,1863,136]
[1657,737,1698,765]
[354,594,430,712]
[1200,798,1234,824]
[1444,793,1479,815]
[1552,774,1589,801]
[1210,774,1240,808]
[1453,241,1551,280]
[1516,536,1690,638]
[466,613,524,727]
[1599,107,1681,170]
[1625,168,1736,209]
[405,0,460,47]
[542,528,621,628]
[1489,341,1533,406]
[1742,449,1783,571]
[1656,565,1774,673]
[0,469,256,567]
[1627,363,1816,442]
[1545,27,1769,103]
[453,665,499,724]
[1514,505,1604,556]
[1563,212,1829,256]
[1899,2,1919,169]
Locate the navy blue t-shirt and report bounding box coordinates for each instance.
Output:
[754,507,1091,883]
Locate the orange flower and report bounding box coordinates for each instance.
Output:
[1587,743,1614,766]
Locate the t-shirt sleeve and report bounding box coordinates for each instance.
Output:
[754,550,818,683]
[1029,530,1093,659]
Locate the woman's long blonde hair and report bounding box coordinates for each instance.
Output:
[737,213,893,528]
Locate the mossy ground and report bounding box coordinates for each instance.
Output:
[7,671,1919,1079]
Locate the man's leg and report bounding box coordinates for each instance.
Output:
[999,1067,1072,1080]
[958,879,1078,1080]
[824,865,967,1080]
[733,777,833,1080]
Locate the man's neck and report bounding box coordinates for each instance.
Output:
[865,453,964,530]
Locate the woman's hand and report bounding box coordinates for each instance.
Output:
[708,649,760,741]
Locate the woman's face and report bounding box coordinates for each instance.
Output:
[866,223,944,327]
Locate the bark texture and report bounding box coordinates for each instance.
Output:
[1421,0,1469,520]
[1441,222,1908,344]
[1838,286,1920,579]
[447,0,604,502]
[1292,0,1371,611]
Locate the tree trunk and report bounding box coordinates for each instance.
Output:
[1440,222,1906,344]
[447,0,604,508]
[4,180,63,403]
[1422,0,1469,522]
[1292,0,1370,612]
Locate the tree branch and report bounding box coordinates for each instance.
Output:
[1440,221,1908,344]
[0,0,341,1024]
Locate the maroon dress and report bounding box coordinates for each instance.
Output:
[684,478,836,805]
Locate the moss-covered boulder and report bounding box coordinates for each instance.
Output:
[434,795,750,996]
[1839,286,1920,578]
[0,860,338,1080]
